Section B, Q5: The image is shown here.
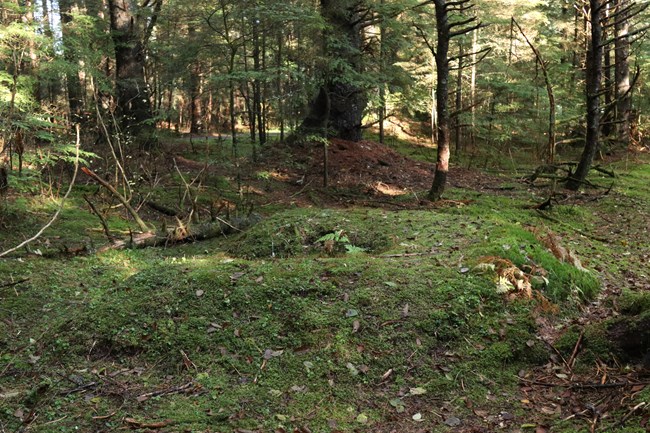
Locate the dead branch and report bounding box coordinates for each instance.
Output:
[520,377,650,389]
[136,381,195,402]
[145,201,179,216]
[0,126,81,258]
[83,195,116,242]
[97,214,260,252]
[0,278,29,289]
[81,167,149,232]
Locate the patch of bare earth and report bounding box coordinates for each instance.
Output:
[244,138,510,209]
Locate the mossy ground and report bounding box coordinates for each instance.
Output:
[1,143,648,432]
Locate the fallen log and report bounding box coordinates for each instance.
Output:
[97,214,261,252]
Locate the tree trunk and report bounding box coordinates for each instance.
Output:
[378,0,386,145]
[614,0,631,146]
[567,0,603,191]
[470,24,477,147]
[602,2,614,139]
[300,0,367,142]
[276,30,285,141]
[107,0,157,147]
[428,0,451,201]
[253,19,265,147]
[454,40,463,154]
[60,0,84,124]
[188,26,203,135]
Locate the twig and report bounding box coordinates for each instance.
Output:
[379,251,438,258]
[213,216,242,233]
[83,195,115,242]
[567,329,584,369]
[136,381,194,402]
[289,179,314,198]
[533,210,609,242]
[59,381,98,396]
[0,278,29,289]
[539,338,572,372]
[519,377,650,389]
[616,402,647,427]
[0,125,81,258]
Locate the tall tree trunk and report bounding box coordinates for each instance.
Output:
[253,18,265,147]
[567,0,603,191]
[602,2,614,139]
[300,0,367,142]
[107,0,157,147]
[39,0,54,104]
[428,0,451,201]
[188,26,203,135]
[470,24,477,147]
[614,0,631,146]
[276,30,285,141]
[60,0,84,124]
[378,0,386,145]
[454,40,463,154]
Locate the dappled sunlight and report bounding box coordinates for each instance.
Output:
[371,181,409,196]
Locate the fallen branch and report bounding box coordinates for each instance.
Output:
[520,377,650,389]
[145,201,179,216]
[533,211,609,243]
[81,167,150,232]
[0,278,29,289]
[0,126,81,258]
[592,165,616,178]
[379,251,439,258]
[97,215,261,252]
[83,195,115,242]
[567,329,585,369]
[136,381,195,402]
[124,418,174,429]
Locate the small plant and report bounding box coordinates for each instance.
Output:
[316,230,366,255]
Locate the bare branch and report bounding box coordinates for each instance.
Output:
[0,126,81,258]
[450,22,485,39]
[414,24,436,56]
[598,24,650,48]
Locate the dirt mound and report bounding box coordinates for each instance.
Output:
[323,138,433,194]
[262,138,507,198]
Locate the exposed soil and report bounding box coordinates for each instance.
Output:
[234,138,513,210]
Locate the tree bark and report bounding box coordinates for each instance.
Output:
[188,26,203,135]
[107,0,158,147]
[300,0,367,142]
[602,2,614,139]
[614,0,631,146]
[567,0,603,191]
[428,0,451,201]
[59,0,84,124]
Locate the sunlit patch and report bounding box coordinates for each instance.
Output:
[241,185,265,195]
[269,170,291,182]
[372,182,407,196]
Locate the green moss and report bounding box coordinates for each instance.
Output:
[227,208,394,258]
[618,290,650,316]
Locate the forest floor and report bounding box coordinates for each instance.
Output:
[1,133,650,433]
